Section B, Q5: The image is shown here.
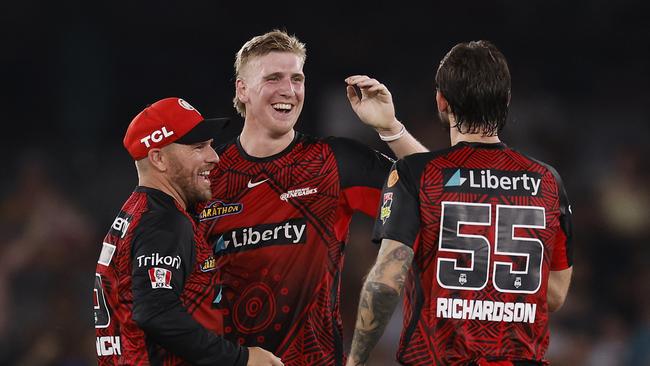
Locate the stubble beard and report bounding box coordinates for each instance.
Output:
[168,160,212,208]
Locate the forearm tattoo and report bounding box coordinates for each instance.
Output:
[349,245,413,365]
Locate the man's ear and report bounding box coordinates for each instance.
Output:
[235,78,248,104]
[147,148,167,172]
[436,90,450,113]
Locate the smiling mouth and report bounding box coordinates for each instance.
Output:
[198,170,211,182]
[272,103,293,113]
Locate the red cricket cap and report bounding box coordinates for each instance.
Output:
[123,97,229,160]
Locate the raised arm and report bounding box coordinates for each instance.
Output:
[345,75,428,158]
[346,239,414,366]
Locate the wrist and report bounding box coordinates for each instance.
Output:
[378,121,406,142]
[375,119,402,134]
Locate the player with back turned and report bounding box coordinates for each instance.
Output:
[197,30,428,366]
[346,41,573,366]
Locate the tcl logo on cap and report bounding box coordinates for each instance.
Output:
[140,127,174,147]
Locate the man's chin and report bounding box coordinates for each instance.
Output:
[185,191,212,209]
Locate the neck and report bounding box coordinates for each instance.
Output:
[239,120,295,158]
[450,127,501,146]
[138,174,186,210]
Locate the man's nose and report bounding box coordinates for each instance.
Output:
[278,77,295,96]
[206,146,219,163]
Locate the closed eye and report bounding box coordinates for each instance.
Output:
[192,141,213,150]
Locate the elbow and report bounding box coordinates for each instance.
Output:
[547,291,568,312]
[132,301,160,333]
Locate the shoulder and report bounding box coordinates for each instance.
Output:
[214,137,239,155]
[509,147,566,187]
[324,136,394,163]
[138,197,193,236]
[324,135,375,151]
[399,145,459,174]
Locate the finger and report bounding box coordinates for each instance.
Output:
[354,78,380,89]
[345,75,370,85]
[367,83,390,95]
[346,85,360,105]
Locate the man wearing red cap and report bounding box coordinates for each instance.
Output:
[93,97,283,366]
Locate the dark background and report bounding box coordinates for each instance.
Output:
[1,1,649,365]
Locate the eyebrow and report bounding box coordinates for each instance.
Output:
[264,72,304,79]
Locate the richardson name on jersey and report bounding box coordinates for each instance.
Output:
[437,297,537,323]
[136,253,181,269]
[217,218,307,254]
[443,168,542,196]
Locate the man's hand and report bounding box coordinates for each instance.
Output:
[345,75,402,134]
[247,347,284,366]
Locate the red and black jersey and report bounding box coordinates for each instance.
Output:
[197,133,393,366]
[94,186,247,366]
[373,142,573,366]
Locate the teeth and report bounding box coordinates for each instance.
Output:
[272,103,292,110]
[199,171,210,177]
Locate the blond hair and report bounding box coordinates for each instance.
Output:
[233,30,307,117]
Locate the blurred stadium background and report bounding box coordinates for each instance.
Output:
[1,1,649,365]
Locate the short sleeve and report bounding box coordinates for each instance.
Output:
[372,159,422,247]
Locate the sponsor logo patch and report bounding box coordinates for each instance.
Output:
[137,253,181,269]
[380,192,393,224]
[216,218,307,254]
[148,267,172,289]
[98,243,116,267]
[200,201,243,221]
[140,127,174,148]
[247,178,269,189]
[200,256,216,272]
[108,212,132,239]
[443,168,542,196]
[280,187,318,201]
[387,170,399,187]
[178,98,197,111]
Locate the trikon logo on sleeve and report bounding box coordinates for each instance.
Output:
[137,253,181,269]
[443,168,542,196]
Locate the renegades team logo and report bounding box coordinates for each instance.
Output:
[148,267,172,289]
[199,201,243,221]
